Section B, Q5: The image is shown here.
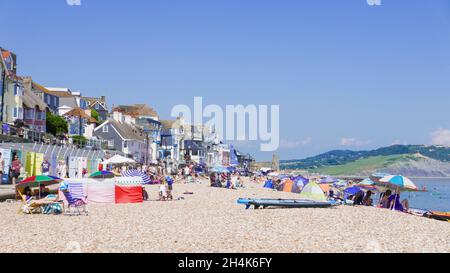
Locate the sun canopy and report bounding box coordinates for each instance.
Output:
[121,170,152,184]
[16,175,63,189]
[102,155,136,165]
[378,175,418,191]
[299,182,327,202]
[89,171,115,179]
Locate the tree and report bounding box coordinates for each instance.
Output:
[91,109,100,122]
[72,135,88,148]
[46,112,68,136]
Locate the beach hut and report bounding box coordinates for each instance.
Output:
[299,182,327,202]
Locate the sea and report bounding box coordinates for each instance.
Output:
[378,178,450,212]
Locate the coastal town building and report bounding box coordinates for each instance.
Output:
[93,111,148,162]
[63,107,98,138]
[159,119,184,162]
[28,82,60,114]
[0,48,24,125]
[84,96,108,121]
[22,78,48,136]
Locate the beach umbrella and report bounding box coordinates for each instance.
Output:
[344,186,363,196]
[299,182,327,202]
[357,178,378,190]
[16,175,63,189]
[378,175,418,192]
[211,166,229,173]
[319,176,339,184]
[333,180,348,188]
[121,170,152,184]
[89,171,115,179]
[370,172,391,183]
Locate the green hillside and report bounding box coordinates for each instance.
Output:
[280,145,450,170]
[312,154,406,176]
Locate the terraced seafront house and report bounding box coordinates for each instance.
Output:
[84,96,108,122]
[29,82,60,114]
[93,111,148,163]
[112,104,161,163]
[159,119,184,162]
[0,47,24,126]
[22,77,48,138]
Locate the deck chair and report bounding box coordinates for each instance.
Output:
[62,183,88,216]
[17,190,42,215]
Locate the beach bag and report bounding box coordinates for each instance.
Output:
[42,203,63,215]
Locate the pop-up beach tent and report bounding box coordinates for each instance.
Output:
[264,180,275,189]
[299,182,327,202]
[278,179,302,193]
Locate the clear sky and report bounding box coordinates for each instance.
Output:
[2,0,450,161]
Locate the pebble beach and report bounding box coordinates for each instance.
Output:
[0,178,449,253]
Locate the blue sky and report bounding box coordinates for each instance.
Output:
[2,0,450,161]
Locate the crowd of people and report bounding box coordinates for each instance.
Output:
[210,172,244,189]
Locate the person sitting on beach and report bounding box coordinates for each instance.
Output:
[38,184,49,199]
[328,189,335,199]
[379,190,392,208]
[363,191,373,206]
[210,172,217,187]
[142,187,149,201]
[388,191,410,212]
[353,191,364,205]
[23,187,34,203]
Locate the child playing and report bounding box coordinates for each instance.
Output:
[159,183,167,201]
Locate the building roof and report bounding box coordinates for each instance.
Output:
[32,82,51,94]
[46,87,71,92]
[45,90,73,98]
[109,119,146,141]
[113,104,158,119]
[23,88,48,111]
[160,119,182,130]
[64,107,98,123]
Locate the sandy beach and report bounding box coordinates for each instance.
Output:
[0,178,449,253]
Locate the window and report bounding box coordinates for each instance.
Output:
[25,109,34,119]
[108,140,114,147]
[95,103,100,110]
[13,107,17,118]
[102,125,109,133]
[123,141,128,148]
[19,108,23,119]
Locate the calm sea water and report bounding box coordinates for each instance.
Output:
[376,178,450,212]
